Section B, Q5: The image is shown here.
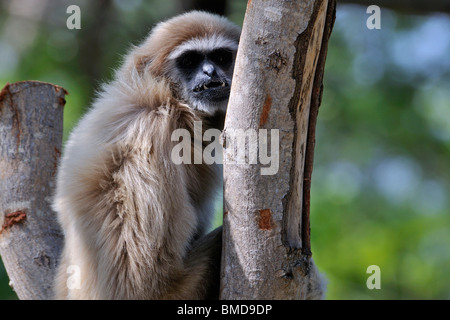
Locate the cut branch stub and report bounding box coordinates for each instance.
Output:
[0,81,66,300]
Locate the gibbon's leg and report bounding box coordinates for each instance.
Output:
[161,227,222,300]
[53,10,241,300]
[305,259,327,300]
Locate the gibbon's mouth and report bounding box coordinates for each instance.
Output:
[193,80,228,93]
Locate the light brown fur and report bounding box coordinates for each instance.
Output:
[53,11,239,300]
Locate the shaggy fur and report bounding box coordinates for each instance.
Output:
[53,11,325,300]
[53,11,239,300]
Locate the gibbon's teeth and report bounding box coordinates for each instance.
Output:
[194,81,228,92]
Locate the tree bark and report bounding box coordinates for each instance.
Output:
[0,81,66,300]
[220,0,335,299]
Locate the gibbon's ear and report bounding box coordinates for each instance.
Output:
[124,41,154,76]
[129,39,173,78]
[117,44,152,78]
[134,52,151,75]
[129,42,170,78]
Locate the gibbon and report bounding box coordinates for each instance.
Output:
[53,11,239,299]
[53,11,325,300]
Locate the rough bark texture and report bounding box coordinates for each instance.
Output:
[0,81,65,300]
[220,0,335,299]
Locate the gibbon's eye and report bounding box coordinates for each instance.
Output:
[209,49,232,67]
[178,51,202,69]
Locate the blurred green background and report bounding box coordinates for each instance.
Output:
[0,0,449,300]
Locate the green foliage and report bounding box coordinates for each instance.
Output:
[0,1,448,299]
[0,257,16,299]
[310,6,450,299]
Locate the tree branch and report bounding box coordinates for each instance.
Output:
[220,0,335,299]
[0,81,65,300]
[302,0,336,257]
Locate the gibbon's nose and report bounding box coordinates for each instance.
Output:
[202,62,215,77]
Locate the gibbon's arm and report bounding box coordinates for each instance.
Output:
[53,70,219,299]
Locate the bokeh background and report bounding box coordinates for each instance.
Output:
[0,0,449,300]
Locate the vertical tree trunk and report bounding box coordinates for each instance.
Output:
[220,0,335,299]
[0,81,66,300]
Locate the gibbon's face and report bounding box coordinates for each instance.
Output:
[168,36,238,114]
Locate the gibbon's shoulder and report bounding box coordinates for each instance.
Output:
[67,75,196,158]
[67,75,174,142]
[54,73,194,223]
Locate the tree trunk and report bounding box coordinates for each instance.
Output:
[220,0,335,299]
[0,81,66,300]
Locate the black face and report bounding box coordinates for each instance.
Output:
[176,48,235,105]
